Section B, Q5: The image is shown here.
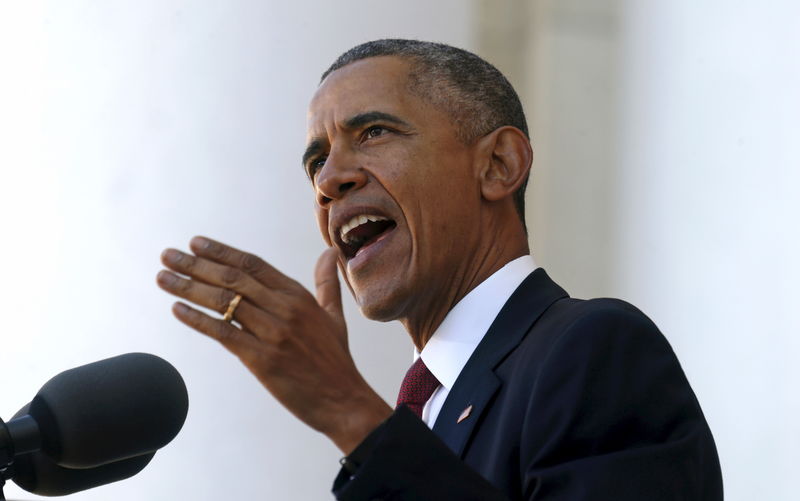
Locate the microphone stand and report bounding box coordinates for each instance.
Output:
[1,416,20,501]
[0,463,9,501]
[1,414,40,501]
[1,416,10,501]
[1,455,19,501]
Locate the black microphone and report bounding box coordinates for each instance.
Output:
[4,404,156,497]
[0,353,188,496]
[10,451,155,497]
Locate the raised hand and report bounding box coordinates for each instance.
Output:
[156,236,391,453]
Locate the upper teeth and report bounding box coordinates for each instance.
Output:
[340,214,389,243]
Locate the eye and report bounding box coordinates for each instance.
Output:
[308,156,327,178]
[364,126,389,140]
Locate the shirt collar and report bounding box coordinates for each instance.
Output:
[418,255,538,390]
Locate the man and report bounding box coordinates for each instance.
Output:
[157,40,722,500]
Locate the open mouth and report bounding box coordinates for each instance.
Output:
[338,215,397,259]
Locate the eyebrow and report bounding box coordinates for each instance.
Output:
[301,111,411,170]
[344,110,410,130]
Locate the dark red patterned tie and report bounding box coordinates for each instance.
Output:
[396,357,441,418]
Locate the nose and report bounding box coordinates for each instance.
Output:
[315,148,368,206]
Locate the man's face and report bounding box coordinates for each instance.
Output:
[305,56,482,322]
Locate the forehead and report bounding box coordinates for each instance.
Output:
[307,57,419,135]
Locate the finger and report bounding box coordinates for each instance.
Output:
[315,247,344,324]
[188,236,293,290]
[161,248,276,308]
[157,270,272,332]
[171,301,257,354]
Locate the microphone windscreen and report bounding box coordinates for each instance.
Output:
[11,449,155,496]
[28,353,188,468]
[10,404,155,497]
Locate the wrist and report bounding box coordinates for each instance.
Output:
[328,391,392,454]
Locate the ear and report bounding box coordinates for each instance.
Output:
[476,126,533,203]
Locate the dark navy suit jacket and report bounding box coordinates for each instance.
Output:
[333,269,722,500]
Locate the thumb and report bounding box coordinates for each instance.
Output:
[315,247,345,327]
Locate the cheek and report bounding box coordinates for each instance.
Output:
[417,168,480,241]
[373,149,437,202]
[315,208,332,245]
[368,144,476,231]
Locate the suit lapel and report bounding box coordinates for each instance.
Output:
[432,268,567,457]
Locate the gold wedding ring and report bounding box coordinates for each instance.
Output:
[223,294,242,323]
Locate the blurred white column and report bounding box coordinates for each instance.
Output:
[617,2,800,499]
[477,0,624,299]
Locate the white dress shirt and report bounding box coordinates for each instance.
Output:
[416,255,539,427]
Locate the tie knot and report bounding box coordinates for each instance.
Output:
[396,357,440,418]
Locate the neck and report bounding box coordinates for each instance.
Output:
[401,222,529,351]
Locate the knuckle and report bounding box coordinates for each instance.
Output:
[284,306,308,331]
[181,254,197,272]
[175,276,192,293]
[314,277,337,290]
[285,285,314,304]
[213,320,232,341]
[221,266,242,285]
[272,297,295,322]
[241,253,264,274]
[210,242,230,259]
[270,326,292,350]
[217,289,234,311]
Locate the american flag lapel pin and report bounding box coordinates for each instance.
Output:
[457,404,473,423]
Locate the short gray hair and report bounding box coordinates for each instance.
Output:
[321,39,530,227]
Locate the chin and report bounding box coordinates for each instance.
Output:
[352,281,413,322]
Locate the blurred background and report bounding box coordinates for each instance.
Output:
[1,0,797,499]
